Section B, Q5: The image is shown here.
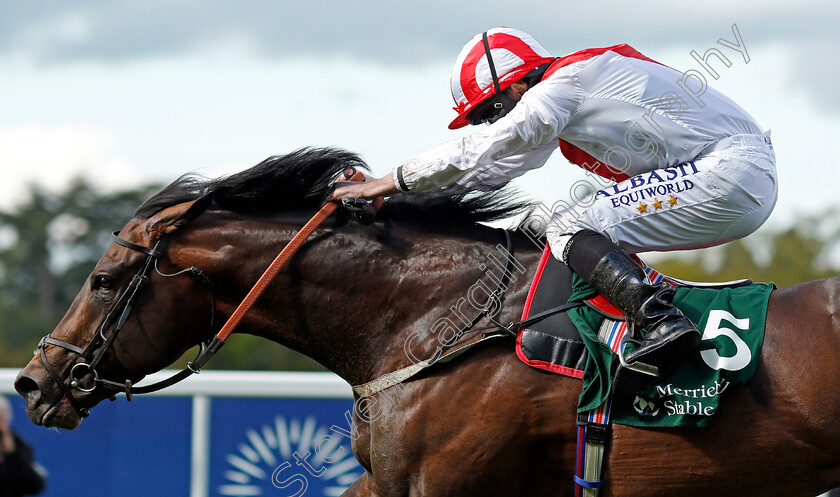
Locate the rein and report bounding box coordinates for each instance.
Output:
[37,167,368,417]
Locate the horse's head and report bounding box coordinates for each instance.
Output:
[14,195,213,429]
[13,146,534,430]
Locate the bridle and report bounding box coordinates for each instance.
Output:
[35,167,369,419]
[36,230,216,417]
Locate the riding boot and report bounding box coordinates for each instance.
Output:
[563,230,701,373]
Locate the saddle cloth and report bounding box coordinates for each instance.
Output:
[516,246,689,377]
[517,245,774,428]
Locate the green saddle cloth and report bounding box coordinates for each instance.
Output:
[568,275,774,428]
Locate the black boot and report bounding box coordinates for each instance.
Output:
[564,230,701,373]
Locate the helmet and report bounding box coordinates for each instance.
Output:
[448,27,554,129]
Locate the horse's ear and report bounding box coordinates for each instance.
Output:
[147,193,214,237]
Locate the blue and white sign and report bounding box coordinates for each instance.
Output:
[0,370,360,497]
[210,398,361,497]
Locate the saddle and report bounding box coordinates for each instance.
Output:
[516,246,753,379]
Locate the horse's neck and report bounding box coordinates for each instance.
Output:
[198,216,544,385]
[327,225,543,385]
[343,226,542,385]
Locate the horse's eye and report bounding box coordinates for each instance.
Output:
[92,275,115,291]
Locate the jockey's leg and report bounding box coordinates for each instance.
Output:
[546,132,777,372]
[562,229,700,371]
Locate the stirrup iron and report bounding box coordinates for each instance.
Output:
[618,332,659,377]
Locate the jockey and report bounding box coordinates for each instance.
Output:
[331,27,777,374]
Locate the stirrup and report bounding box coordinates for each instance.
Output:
[618,333,659,377]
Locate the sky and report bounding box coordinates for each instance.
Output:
[1,0,838,236]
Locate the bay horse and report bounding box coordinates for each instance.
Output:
[13,148,840,496]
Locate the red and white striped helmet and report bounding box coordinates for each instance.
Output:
[448,27,554,129]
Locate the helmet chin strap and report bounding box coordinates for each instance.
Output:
[481,32,503,95]
[475,31,513,124]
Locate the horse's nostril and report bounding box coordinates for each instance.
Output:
[14,374,41,399]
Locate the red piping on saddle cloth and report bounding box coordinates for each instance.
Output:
[516,244,585,379]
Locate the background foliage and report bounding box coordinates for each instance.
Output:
[1,180,837,370]
[0,179,324,371]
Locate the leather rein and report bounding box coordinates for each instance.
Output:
[36,167,367,418]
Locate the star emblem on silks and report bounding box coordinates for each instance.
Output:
[637,202,648,213]
[668,195,678,206]
[652,198,663,210]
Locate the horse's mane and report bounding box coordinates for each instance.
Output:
[136,147,535,227]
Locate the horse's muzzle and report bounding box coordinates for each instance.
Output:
[14,367,83,429]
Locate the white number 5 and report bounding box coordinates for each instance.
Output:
[700,309,751,371]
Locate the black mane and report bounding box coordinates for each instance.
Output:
[136,147,533,226]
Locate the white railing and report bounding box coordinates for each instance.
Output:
[0,368,353,397]
[0,368,354,497]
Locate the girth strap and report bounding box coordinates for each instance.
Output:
[574,398,612,497]
[352,332,509,397]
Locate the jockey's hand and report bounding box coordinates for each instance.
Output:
[331,174,400,201]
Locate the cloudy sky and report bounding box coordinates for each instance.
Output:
[1,0,838,232]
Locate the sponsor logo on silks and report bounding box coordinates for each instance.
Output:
[632,395,660,417]
[595,162,700,209]
[764,135,773,150]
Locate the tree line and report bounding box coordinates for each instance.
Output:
[1,179,837,370]
[0,179,324,371]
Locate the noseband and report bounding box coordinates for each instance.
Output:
[36,231,216,418]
